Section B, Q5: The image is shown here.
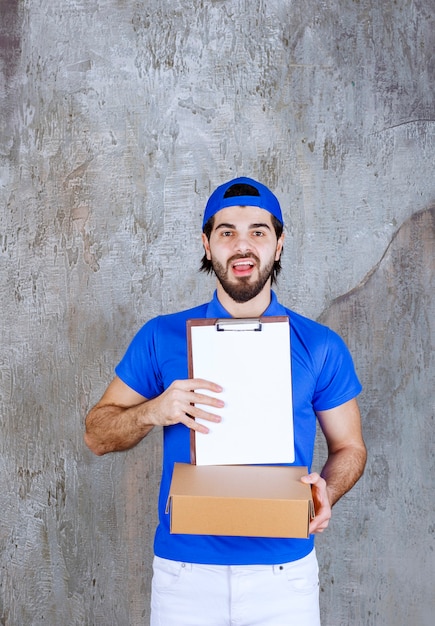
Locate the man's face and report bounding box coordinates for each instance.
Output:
[201,206,284,303]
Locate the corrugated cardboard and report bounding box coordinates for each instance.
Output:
[167,463,314,538]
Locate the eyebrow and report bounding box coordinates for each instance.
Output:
[214,222,272,231]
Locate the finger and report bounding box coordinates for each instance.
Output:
[309,526,326,535]
[300,472,321,485]
[191,378,223,392]
[178,378,223,393]
[309,517,329,534]
[311,521,329,534]
[190,390,225,409]
[188,405,222,423]
[181,412,211,434]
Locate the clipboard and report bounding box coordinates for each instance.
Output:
[187,316,294,466]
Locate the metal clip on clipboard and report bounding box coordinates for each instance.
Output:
[215,318,262,332]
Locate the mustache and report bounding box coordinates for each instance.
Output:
[228,253,260,265]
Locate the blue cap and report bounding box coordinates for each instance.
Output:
[202,176,284,230]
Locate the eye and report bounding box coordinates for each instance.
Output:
[252,230,265,237]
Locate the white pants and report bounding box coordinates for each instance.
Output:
[150,549,320,626]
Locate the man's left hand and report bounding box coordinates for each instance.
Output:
[301,472,332,534]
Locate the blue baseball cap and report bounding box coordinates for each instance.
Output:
[202,176,284,230]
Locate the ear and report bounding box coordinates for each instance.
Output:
[275,232,285,261]
[202,232,212,260]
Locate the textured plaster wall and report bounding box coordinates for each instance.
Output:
[0,1,434,624]
[316,208,435,625]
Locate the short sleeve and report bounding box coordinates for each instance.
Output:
[115,317,164,400]
[312,329,362,411]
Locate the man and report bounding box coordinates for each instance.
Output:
[85,176,367,626]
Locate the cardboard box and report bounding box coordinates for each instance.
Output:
[167,463,314,539]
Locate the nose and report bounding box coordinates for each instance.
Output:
[234,233,251,254]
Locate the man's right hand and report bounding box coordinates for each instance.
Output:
[84,376,224,455]
[144,378,224,433]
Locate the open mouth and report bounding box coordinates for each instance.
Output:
[231,259,255,277]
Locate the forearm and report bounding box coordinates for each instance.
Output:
[84,376,224,456]
[84,402,154,456]
[320,443,367,506]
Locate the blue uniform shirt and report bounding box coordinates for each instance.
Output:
[115,291,362,565]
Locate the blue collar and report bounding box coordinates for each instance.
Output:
[205,290,287,318]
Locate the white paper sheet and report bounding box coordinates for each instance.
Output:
[190,318,294,465]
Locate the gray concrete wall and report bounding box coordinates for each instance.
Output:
[0,1,433,624]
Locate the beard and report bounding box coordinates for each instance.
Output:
[211,253,275,303]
